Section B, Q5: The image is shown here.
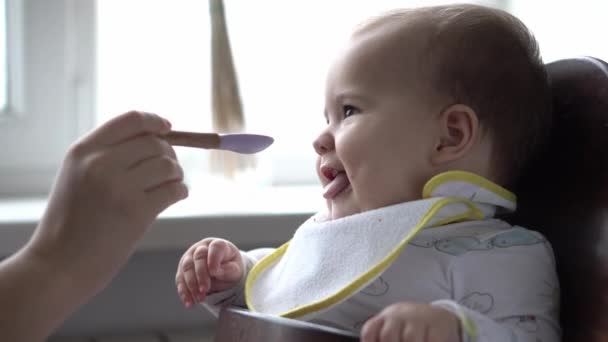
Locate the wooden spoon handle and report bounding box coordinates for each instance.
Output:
[163,131,221,149]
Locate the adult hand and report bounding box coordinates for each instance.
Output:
[1,111,189,342]
[31,110,188,287]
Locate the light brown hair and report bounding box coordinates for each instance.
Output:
[359,4,552,187]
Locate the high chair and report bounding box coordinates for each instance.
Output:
[214,57,608,342]
[511,56,608,342]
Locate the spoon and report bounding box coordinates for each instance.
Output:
[163,130,274,154]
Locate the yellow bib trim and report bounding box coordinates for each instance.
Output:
[245,197,483,318]
[422,170,516,204]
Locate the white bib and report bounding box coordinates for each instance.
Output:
[245,171,515,319]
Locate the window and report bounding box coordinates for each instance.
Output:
[96,0,504,197]
[0,0,24,117]
[2,0,607,199]
[508,1,608,62]
[0,0,6,110]
[0,1,94,196]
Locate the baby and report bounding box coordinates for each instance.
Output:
[175,4,559,342]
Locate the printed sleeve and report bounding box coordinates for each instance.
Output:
[432,233,560,342]
[202,247,275,316]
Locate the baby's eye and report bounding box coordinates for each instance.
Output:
[343,105,359,118]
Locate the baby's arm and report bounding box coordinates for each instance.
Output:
[433,237,560,342]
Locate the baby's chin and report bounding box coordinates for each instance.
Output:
[325,203,361,221]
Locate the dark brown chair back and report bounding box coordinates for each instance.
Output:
[511,57,608,342]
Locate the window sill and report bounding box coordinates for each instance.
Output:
[0,185,322,256]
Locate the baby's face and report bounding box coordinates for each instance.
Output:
[313,27,441,220]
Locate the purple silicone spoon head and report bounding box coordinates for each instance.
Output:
[218,134,274,154]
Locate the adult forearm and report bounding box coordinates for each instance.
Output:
[0,246,91,342]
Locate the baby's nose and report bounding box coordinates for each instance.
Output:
[313,131,334,155]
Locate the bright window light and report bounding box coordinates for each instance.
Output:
[509,0,608,62]
[0,0,7,111]
[96,1,486,194]
[95,0,506,213]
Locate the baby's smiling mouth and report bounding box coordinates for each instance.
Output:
[321,167,351,199]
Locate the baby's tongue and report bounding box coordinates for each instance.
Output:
[323,172,350,199]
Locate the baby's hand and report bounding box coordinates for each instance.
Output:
[361,303,461,342]
[175,238,243,308]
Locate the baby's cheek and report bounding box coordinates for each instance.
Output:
[335,130,363,157]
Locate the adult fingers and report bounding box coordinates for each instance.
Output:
[145,180,188,216]
[107,134,177,170]
[88,111,171,146]
[128,155,184,192]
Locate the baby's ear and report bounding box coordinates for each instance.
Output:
[431,104,479,166]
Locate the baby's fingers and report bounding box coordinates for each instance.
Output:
[216,261,243,282]
[175,263,195,308]
[207,239,237,276]
[193,245,211,296]
[179,252,205,305]
[361,316,385,342]
[208,260,244,293]
[176,280,193,308]
[401,323,425,342]
[378,317,402,342]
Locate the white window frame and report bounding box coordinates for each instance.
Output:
[0,0,95,196]
[1,0,24,117]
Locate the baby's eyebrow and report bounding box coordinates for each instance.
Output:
[334,91,370,105]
